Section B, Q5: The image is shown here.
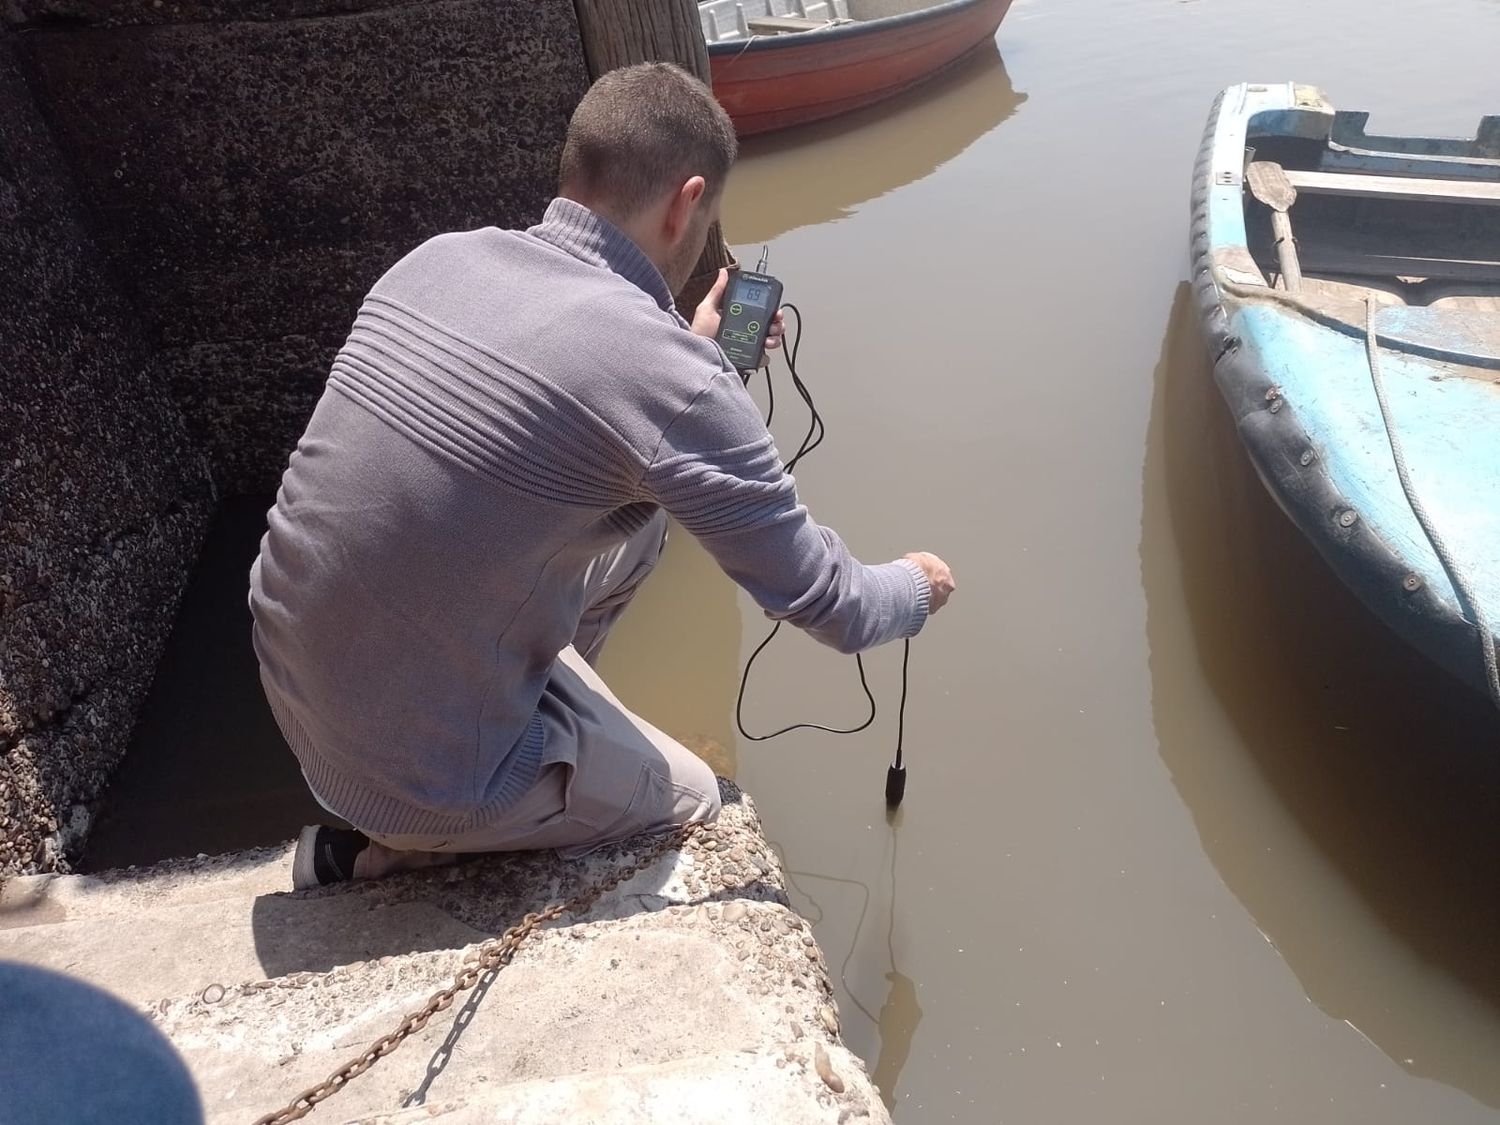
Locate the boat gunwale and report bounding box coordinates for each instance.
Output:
[705,0,995,55]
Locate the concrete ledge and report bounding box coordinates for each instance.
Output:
[0,844,293,927]
[0,785,788,993]
[0,782,891,1123]
[159,902,846,1118]
[343,1042,884,1124]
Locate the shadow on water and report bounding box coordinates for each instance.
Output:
[81,496,331,871]
[1141,283,1500,1105]
[726,39,1028,244]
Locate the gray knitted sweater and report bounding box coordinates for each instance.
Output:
[249,199,929,837]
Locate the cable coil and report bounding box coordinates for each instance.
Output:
[733,303,913,800]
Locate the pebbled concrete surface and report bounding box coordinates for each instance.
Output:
[0,782,890,1124]
[338,1041,884,1125]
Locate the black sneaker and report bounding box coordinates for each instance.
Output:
[292,825,370,890]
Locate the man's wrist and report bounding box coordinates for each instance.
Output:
[894,557,932,636]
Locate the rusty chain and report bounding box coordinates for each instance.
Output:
[252,820,705,1125]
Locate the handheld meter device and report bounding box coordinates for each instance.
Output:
[714,267,783,371]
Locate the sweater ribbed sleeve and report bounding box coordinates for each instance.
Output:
[642,369,930,654]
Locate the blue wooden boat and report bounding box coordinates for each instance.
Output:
[1190,83,1500,705]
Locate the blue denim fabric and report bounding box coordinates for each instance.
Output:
[0,960,203,1124]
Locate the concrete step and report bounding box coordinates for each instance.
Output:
[154,901,868,1124]
[339,1041,884,1124]
[0,842,293,928]
[0,783,890,1123]
[0,888,490,1004]
[0,793,786,1005]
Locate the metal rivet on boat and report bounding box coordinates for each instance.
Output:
[1299,450,1314,466]
[1337,509,1358,528]
[1403,574,1422,593]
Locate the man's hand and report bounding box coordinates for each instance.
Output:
[691,267,785,366]
[904,552,956,614]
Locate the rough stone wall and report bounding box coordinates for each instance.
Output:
[0,37,216,874]
[6,0,592,493]
[1,0,593,874]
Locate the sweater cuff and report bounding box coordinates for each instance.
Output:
[892,557,932,639]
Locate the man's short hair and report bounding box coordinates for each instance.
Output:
[559,62,738,217]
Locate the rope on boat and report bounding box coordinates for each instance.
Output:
[1363,296,1500,711]
[723,33,765,65]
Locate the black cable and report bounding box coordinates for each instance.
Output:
[743,360,776,426]
[765,358,775,426]
[733,302,911,801]
[778,304,826,474]
[894,638,910,773]
[736,621,880,740]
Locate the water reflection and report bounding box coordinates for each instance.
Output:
[598,523,744,778]
[775,807,921,1112]
[1141,283,1500,1105]
[869,810,922,1111]
[725,41,1028,244]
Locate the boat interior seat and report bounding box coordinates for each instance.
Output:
[1284,168,1500,207]
[1299,273,1409,306]
[1417,283,1500,312]
[746,14,831,33]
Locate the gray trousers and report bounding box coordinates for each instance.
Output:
[353,512,722,879]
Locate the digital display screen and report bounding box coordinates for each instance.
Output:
[736,280,771,309]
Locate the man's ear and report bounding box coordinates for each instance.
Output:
[665,175,708,241]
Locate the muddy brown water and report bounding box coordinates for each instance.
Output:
[86,0,1500,1119]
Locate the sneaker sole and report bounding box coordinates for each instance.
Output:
[291,824,324,891]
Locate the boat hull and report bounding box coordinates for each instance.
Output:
[1190,83,1500,699]
[707,0,1013,136]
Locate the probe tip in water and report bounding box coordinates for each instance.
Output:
[885,764,907,808]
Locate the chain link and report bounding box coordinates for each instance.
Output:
[252,821,705,1125]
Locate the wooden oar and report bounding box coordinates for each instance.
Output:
[1247,160,1304,292]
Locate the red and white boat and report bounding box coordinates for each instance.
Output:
[700,0,1015,136]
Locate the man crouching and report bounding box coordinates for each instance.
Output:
[250,62,954,889]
